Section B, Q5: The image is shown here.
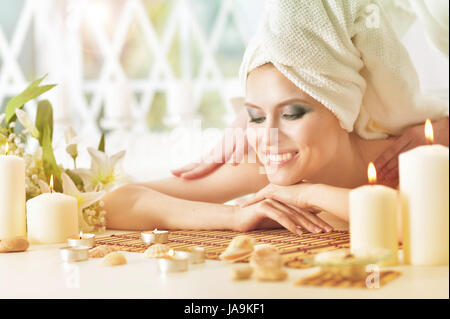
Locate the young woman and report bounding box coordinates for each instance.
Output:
[102,0,449,235]
[103,62,435,235]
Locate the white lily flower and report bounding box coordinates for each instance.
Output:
[15,109,40,139]
[61,172,105,210]
[61,172,106,232]
[73,147,127,192]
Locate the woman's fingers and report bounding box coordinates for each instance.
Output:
[287,205,333,232]
[240,186,302,209]
[171,162,199,177]
[374,135,411,177]
[379,140,411,181]
[259,201,303,235]
[179,162,221,179]
[240,190,270,208]
[268,200,331,233]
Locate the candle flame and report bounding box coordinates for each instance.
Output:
[5,143,9,154]
[79,231,83,239]
[425,119,434,144]
[368,162,377,185]
[50,175,54,192]
[168,249,175,257]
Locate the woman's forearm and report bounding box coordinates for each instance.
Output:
[102,184,237,231]
[305,184,350,222]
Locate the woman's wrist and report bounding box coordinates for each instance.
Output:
[230,205,243,232]
[303,183,350,221]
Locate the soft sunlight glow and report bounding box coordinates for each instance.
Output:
[368,162,377,185]
[86,0,111,30]
[425,119,434,144]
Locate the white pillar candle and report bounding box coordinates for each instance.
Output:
[399,144,449,266]
[26,192,79,244]
[0,154,26,239]
[350,184,399,266]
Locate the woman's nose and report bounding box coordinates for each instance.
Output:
[261,119,279,149]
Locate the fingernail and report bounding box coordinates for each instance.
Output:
[296,229,303,236]
[314,228,322,233]
[325,227,333,232]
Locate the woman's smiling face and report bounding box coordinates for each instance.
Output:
[245,63,343,186]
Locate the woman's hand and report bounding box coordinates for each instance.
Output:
[241,183,318,210]
[234,193,333,235]
[171,109,249,179]
[375,117,449,183]
[240,182,350,224]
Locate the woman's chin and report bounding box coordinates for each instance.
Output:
[266,169,303,186]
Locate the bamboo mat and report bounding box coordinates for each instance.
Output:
[295,270,401,288]
[95,229,350,268]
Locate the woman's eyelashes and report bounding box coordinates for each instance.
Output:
[247,104,311,124]
[281,104,311,120]
[247,108,266,123]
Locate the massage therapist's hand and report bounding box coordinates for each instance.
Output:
[375,117,449,183]
[233,198,332,235]
[171,109,249,179]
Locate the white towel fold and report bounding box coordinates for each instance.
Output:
[239,0,449,139]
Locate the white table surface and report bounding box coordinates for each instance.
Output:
[1,214,448,299]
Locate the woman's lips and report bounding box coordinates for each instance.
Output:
[262,151,299,167]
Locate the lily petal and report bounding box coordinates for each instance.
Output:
[61,172,81,196]
[79,191,105,210]
[71,168,95,190]
[16,109,40,139]
[87,147,107,170]
[109,150,126,168]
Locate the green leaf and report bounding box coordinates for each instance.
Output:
[36,100,61,192]
[65,169,84,189]
[98,133,105,152]
[5,74,56,124]
[35,100,54,146]
[42,125,62,192]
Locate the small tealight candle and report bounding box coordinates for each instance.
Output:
[68,232,95,248]
[60,246,89,263]
[141,229,169,244]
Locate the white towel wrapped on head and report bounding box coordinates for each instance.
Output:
[239,0,449,139]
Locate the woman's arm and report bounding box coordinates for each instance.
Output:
[135,156,269,203]
[103,158,269,230]
[103,184,238,230]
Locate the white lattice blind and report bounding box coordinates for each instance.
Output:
[0,0,264,135]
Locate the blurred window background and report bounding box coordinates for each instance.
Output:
[0,0,448,181]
